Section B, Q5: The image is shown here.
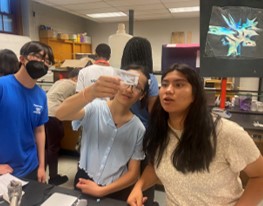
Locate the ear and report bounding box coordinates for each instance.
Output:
[19,55,26,64]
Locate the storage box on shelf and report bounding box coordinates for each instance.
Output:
[39,30,57,39]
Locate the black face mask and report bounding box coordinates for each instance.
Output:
[25,61,48,79]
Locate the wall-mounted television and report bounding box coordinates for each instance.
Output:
[200,0,263,77]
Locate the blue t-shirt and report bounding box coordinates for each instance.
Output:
[131,73,159,127]
[0,75,48,177]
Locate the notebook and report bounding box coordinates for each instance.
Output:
[40,192,78,206]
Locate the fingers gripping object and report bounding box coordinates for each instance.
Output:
[115,70,139,86]
[8,180,22,206]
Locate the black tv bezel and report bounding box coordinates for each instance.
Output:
[200,0,263,77]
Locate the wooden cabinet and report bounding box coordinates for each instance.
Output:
[40,38,92,64]
[61,121,80,152]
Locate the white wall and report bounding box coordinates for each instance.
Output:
[21,1,260,94]
[22,1,199,71]
[0,34,31,57]
[22,1,91,41]
[86,18,200,71]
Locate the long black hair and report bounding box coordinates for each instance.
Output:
[144,63,218,173]
[121,37,153,73]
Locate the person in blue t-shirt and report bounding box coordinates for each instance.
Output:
[0,41,54,183]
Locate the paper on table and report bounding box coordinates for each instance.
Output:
[0,173,28,202]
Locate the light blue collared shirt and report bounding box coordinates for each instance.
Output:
[72,99,145,185]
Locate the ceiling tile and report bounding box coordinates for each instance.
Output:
[32,0,199,23]
[62,2,111,10]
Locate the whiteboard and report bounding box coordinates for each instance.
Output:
[0,33,31,58]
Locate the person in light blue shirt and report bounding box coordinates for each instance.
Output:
[72,99,145,185]
[56,64,150,201]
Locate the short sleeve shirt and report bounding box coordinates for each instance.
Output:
[72,99,145,185]
[155,118,260,206]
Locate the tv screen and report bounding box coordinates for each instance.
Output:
[200,0,263,77]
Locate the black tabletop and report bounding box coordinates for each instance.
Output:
[1,180,127,206]
[229,112,263,132]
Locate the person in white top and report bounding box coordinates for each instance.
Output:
[76,43,115,92]
[108,23,132,69]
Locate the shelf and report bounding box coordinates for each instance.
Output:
[205,79,233,90]
[39,37,92,64]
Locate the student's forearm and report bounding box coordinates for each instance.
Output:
[134,165,159,192]
[235,177,263,206]
[103,168,139,196]
[127,165,159,206]
[35,126,45,169]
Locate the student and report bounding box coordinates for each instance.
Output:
[56,64,149,201]
[45,68,79,185]
[76,43,115,92]
[121,36,159,127]
[0,41,54,182]
[127,63,263,206]
[121,36,159,206]
[0,49,19,76]
[75,43,115,152]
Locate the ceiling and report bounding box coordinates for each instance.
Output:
[32,0,199,23]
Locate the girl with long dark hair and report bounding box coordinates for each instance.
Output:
[127,63,263,206]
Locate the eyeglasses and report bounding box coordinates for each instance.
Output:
[120,82,144,94]
[27,52,52,67]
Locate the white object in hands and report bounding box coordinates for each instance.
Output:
[115,69,139,85]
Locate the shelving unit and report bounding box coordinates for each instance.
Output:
[39,38,92,64]
[204,79,233,90]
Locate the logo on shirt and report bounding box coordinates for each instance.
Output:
[33,104,43,115]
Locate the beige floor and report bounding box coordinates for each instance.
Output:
[56,155,166,205]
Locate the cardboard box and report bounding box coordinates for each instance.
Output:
[60,57,93,68]
[39,30,56,38]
